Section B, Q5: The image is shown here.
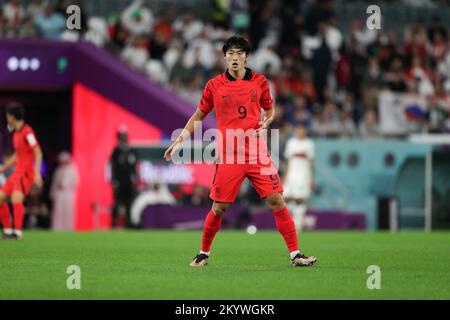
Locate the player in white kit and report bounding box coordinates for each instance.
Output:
[283,125,315,233]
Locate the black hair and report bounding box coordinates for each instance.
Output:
[6,102,24,120]
[222,35,251,55]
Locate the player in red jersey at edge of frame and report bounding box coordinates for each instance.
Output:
[0,103,43,240]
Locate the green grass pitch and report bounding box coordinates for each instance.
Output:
[0,231,449,299]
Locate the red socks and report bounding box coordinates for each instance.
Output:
[201,210,223,253]
[273,207,299,253]
[13,203,25,231]
[199,207,299,255]
[0,203,12,229]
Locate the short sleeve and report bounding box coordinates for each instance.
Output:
[25,128,38,148]
[198,81,214,114]
[260,78,274,110]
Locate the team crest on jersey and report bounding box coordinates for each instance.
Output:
[251,89,257,102]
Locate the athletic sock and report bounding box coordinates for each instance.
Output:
[0,203,12,230]
[13,203,25,231]
[290,250,300,260]
[273,206,300,254]
[201,210,223,253]
[293,204,307,233]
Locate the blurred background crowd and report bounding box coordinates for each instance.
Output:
[2,0,450,139]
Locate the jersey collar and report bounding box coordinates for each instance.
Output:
[225,67,253,81]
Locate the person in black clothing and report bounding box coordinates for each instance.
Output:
[110,127,137,228]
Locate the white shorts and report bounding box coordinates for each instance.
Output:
[283,182,311,199]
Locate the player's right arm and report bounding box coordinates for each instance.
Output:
[164,80,214,162]
[164,108,208,161]
[0,153,17,173]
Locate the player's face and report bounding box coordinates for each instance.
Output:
[296,127,306,139]
[6,113,14,126]
[225,47,247,72]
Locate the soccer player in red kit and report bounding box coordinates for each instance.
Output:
[0,103,43,240]
[164,35,317,267]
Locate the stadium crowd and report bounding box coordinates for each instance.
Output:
[2,0,450,138]
[2,0,450,137]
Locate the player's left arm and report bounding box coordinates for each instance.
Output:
[26,130,43,188]
[255,77,275,136]
[255,106,275,136]
[33,145,43,188]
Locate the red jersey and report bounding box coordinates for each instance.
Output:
[198,68,273,164]
[13,124,39,174]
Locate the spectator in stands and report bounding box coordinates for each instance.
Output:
[153,4,174,42]
[425,94,448,133]
[338,109,357,138]
[18,16,38,38]
[121,0,154,37]
[34,3,65,39]
[107,12,127,52]
[26,0,44,19]
[362,56,383,109]
[211,0,230,30]
[0,8,7,37]
[164,38,186,77]
[350,19,377,49]
[248,36,282,74]
[405,55,434,96]
[149,26,169,60]
[121,35,149,71]
[359,108,381,139]
[324,14,343,61]
[348,38,367,101]
[377,30,397,71]
[320,98,341,137]
[335,45,351,94]
[2,0,25,36]
[183,28,217,70]
[404,19,429,61]
[384,57,408,92]
[285,95,312,128]
[172,7,204,44]
[230,0,250,33]
[427,15,447,43]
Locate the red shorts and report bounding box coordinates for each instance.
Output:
[1,171,35,197]
[210,161,283,203]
